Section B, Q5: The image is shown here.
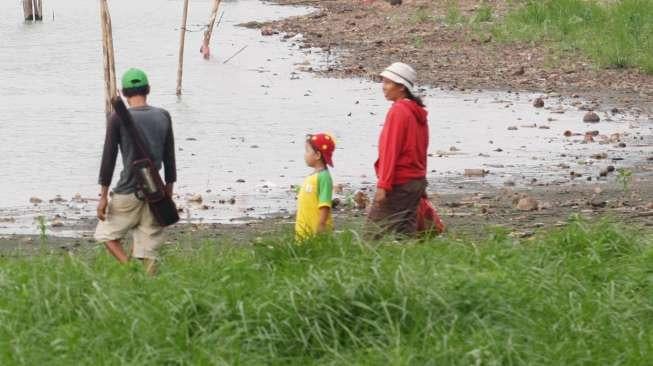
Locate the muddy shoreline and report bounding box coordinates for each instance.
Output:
[3,172,652,253]
[262,0,653,113]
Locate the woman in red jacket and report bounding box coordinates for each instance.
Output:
[368,62,429,237]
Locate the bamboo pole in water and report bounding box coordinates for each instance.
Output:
[23,0,43,21]
[200,0,222,59]
[99,0,117,115]
[176,0,190,96]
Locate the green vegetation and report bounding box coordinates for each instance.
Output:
[617,167,634,194]
[1,218,652,364]
[410,6,433,24]
[471,3,493,24]
[413,35,424,49]
[445,2,467,26]
[494,0,653,73]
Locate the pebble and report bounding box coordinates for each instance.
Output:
[583,112,601,123]
[464,169,489,177]
[533,97,545,108]
[517,196,539,211]
[261,27,278,36]
[354,191,369,210]
[188,194,203,203]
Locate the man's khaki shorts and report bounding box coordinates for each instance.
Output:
[94,193,164,259]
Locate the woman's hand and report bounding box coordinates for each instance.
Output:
[374,188,387,204]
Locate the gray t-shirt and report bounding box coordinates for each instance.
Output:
[98,106,176,194]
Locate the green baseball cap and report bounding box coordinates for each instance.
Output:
[121,68,149,89]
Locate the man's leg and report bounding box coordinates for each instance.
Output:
[95,193,141,264]
[143,259,157,276]
[105,239,129,263]
[132,204,164,275]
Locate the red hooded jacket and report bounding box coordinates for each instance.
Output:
[374,99,429,191]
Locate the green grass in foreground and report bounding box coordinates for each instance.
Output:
[494,0,653,73]
[1,218,652,365]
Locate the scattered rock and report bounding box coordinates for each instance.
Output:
[236,179,246,183]
[507,126,518,131]
[29,197,43,204]
[517,196,539,211]
[609,133,622,143]
[563,130,573,137]
[533,97,544,108]
[354,191,369,210]
[51,219,64,228]
[261,27,278,36]
[539,201,552,210]
[617,142,627,148]
[464,169,489,177]
[238,21,264,29]
[332,197,341,209]
[50,195,66,203]
[583,112,600,123]
[589,198,607,208]
[591,152,607,160]
[188,194,203,203]
[583,133,594,143]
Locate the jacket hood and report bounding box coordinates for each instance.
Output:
[396,99,428,124]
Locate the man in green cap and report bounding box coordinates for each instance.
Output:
[94,68,177,275]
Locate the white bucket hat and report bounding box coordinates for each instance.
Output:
[379,62,417,94]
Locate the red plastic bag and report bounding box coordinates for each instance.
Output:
[417,197,445,234]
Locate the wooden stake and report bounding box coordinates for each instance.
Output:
[176,0,190,96]
[100,0,117,115]
[200,0,222,59]
[23,0,42,21]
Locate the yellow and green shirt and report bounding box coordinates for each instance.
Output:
[295,170,333,240]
